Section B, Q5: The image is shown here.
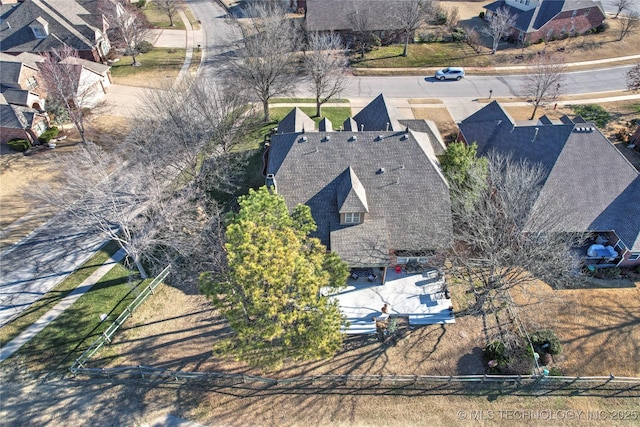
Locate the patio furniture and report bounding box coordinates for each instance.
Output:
[368,274,377,282]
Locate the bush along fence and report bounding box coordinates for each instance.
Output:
[69,264,171,374]
[71,366,640,397]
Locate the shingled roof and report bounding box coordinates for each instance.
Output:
[306,0,407,32]
[267,102,452,266]
[0,0,102,55]
[353,94,402,132]
[459,101,640,253]
[485,0,604,33]
[277,107,316,134]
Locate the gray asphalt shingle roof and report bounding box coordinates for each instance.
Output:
[353,93,402,132]
[305,0,408,32]
[459,101,640,252]
[0,0,98,54]
[267,122,453,266]
[277,107,316,134]
[485,0,603,32]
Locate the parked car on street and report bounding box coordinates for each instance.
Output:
[435,67,465,81]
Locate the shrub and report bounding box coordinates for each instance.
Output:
[7,139,31,152]
[435,12,448,26]
[483,340,509,373]
[136,40,153,54]
[530,330,562,355]
[479,11,485,19]
[38,126,59,143]
[451,27,466,42]
[548,366,563,376]
[571,104,611,128]
[595,22,608,33]
[137,0,146,8]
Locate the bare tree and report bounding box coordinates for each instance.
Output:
[227,2,300,121]
[627,64,640,92]
[303,32,348,117]
[349,8,377,59]
[38,46,92,144]
[101,0,151,66]
[394,0,433,57]
[618,11,640,41]
[481,6,516,54]
[448,152,584,315]
[154,0,180,27]
[520,53,565,120]
[614,0,632,18]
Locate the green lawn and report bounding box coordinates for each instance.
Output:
[7,262,145,373]
[271,98,349,104]
[0,241,121,346]
[269,106,352,128]
[351,42,491,68]
[109,48,186,78]
[142,5,186,30]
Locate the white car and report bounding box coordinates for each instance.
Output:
[435,67,465,81]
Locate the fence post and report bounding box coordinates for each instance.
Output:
[139,365,144,379]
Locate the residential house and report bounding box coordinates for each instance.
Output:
[0,0,112,62]
[58,55,112,108]
[0,51,49,143]
[305,0,413,45]
[265,94,453,282]
[484,0,605,44]
[458,101,640,267]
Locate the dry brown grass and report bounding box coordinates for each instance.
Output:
[411,106,458,138]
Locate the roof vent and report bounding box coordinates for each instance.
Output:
[266,174,277,192]
[360,124,364,131]
[349,135,357,142]
[400,134,409,141]
[531,127,539,142]
[322,135,331,142]
[377,167,386,174]
[299,136,307,143]
[386,122,390,131]
[376,135,384,141]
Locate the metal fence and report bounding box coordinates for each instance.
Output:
[69,265,171,374]
[71,366,640,397]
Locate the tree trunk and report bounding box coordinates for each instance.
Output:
[134,256,149,279]
[402,33,409,57]
[529,103,539,120]
[316,99,321,118]
[262,99,270,122]
[169,15,174,26]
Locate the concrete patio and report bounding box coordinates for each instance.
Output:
[327,269,456,334]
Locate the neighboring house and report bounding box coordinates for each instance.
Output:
[305,0,412,44]
[458,101,640,267]
[0,95,49,144]
[0,51,46,110]
[484,0,605,43]
[0,0,112,62]
[266,94,453,282]
[0,51,49,144]
[58,55,112,108]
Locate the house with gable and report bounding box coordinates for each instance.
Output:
[265,94,453,283]
[305,0,414,45]
[484,0,605,44]
[0,52,49,144]
[0,0,112,62]
[458,101,640,267]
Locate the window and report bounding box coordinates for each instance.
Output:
[628,253,640,261]
[344,213,361,224]
[584,9,590,17]
[572,9,577,18]
[32,26,46,38]
[33,121,47,135]
[26,76,38,90]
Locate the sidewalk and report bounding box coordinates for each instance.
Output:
[0,248,127,362]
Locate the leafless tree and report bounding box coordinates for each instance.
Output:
[520,53,565,120]
[38,46,93,144]
[303,32,348,117]
[349,8,378,59]
[394,0,433,57]
[466,27,482,53]
[481,6,516,54]
[627,64,640,92]
[618,11,640,41]
[448,152,584,315]
[154,0,180,27]
[101,0,151,66]
[446,5,459,29]
[614,0,632,18]
[227,2,300,121]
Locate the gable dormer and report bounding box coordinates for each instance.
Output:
[504,0,539,12]
[29,16,49,39]
[337,166,369,225]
